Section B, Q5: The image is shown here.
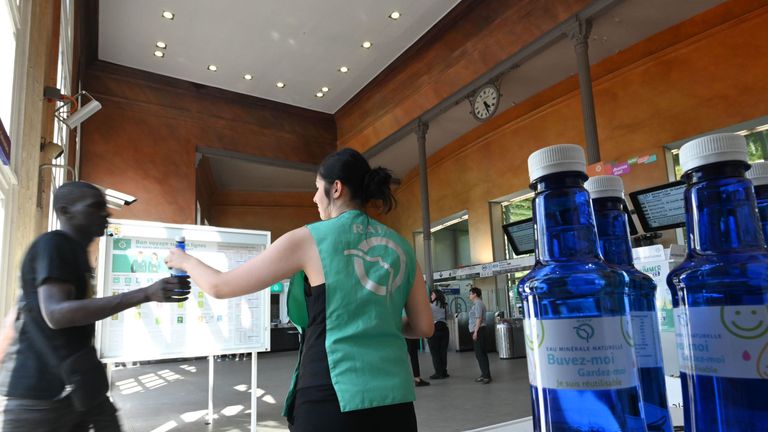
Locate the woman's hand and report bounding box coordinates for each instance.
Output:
[165,247,190,271]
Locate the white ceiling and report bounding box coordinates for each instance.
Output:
[97,0,724,194]
[98,0,461,113]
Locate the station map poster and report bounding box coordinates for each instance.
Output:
[95,219,271,362]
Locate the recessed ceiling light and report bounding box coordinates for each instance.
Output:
[361,41,372,49]
[153,50,164,58]
[243,74,253,80]
[389,11,401,20]
[315,92,324,98]
[207,65,218,71]
[321,86,329,92]
[162,11,174,20]
[276,82,285,88]
[156,41,167,49]
[339,66,349,73]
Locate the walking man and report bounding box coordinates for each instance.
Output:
[0,181,191,431]
[468,287,491,384]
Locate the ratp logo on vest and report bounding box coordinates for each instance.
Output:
[344,236,406,296]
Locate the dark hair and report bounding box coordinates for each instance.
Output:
[53,181,103,217]
[431,288,447,308]
[318,148,396,213]
[469,287,482,298]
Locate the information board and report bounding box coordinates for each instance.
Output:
[95,220,271,362]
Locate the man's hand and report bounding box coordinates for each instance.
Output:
[472,330,478,341]
[145,276,191,303]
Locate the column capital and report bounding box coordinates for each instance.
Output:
[415,119,429,142]
[567,18,592,45]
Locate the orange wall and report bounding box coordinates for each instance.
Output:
[335,0,590,154]
[382,2,768,264]
[80,62,335,224]
[208,191,319,239]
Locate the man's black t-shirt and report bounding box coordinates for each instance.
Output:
[0,230,95,399]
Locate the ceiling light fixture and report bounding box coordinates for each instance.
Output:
[315,92,324,98]
[339,66,349,73]
[162,11,174,20]
[276,82,285,88]
[321,86,329,92]
[361,41,372,49]
[154,50,165,57]
[243,74,253,80]
[156,41,167,49]
[207,64,218,72]
[389,11,401,20]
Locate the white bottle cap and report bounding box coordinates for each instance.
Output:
[175,235,185,242]
[527,144,586,183]
[747,161,768,186]
[585,175,624,199]
[679,133,748,175]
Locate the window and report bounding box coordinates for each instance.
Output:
[0,0,19,137]
[46,0,76,230]
[670,123,768,180]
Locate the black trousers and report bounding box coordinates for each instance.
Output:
[289,385,417,432]
[406,338,421,377]
[473,327,491,379]
[0,395,121,432]
[426,321,449,376]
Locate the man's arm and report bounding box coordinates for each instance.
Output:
[38,277,189,330]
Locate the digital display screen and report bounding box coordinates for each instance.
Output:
[628,181,687,232]
[502,219,535,256]
[502,200,639,255]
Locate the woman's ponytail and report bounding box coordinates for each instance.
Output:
[363,167,396,213]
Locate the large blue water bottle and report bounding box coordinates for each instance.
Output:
[171,236,188,277]
[667,133,768,431]
[519,144,646,431]
[746,161,768,241]
[586,175,671,432]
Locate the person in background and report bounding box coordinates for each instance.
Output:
[427,288,449,379]
[468,287,491,384]
[165,148,433,432]
[406,338,430,387]
[0,181,190,432]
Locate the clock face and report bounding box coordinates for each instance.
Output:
[472,85,499,121]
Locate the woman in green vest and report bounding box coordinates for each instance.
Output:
[165,148,433,431]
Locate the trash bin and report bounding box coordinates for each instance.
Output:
[509,317,525,358]
[495,321,514,359]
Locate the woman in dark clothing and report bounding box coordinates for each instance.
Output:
[427,289,450,379]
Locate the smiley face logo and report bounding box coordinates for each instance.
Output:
[720,306,768,340]
[757,343,768,379]
[524,319,545,350]
[344,237,406,296]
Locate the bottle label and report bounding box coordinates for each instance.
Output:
[631,311,663,368]
[674,307,691,373]
[523,316,639,390]
[676,305,768,379]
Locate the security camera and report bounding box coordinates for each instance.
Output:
[101,188,137,209]
[54,91,102,129]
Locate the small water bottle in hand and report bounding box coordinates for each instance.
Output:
[170,236,188,277]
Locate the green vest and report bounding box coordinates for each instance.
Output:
[283,210,417,414]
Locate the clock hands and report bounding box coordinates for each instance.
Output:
[483,101,492,112]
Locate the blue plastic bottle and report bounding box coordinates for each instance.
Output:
[171,236,188,277]
[667,133,768,431]
[746,161,768,241]
[586,175,671,432]
[518,144,646,432]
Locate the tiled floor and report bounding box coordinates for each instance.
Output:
[111,349,532,432]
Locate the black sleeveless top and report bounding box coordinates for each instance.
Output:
[296,281,333,390]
